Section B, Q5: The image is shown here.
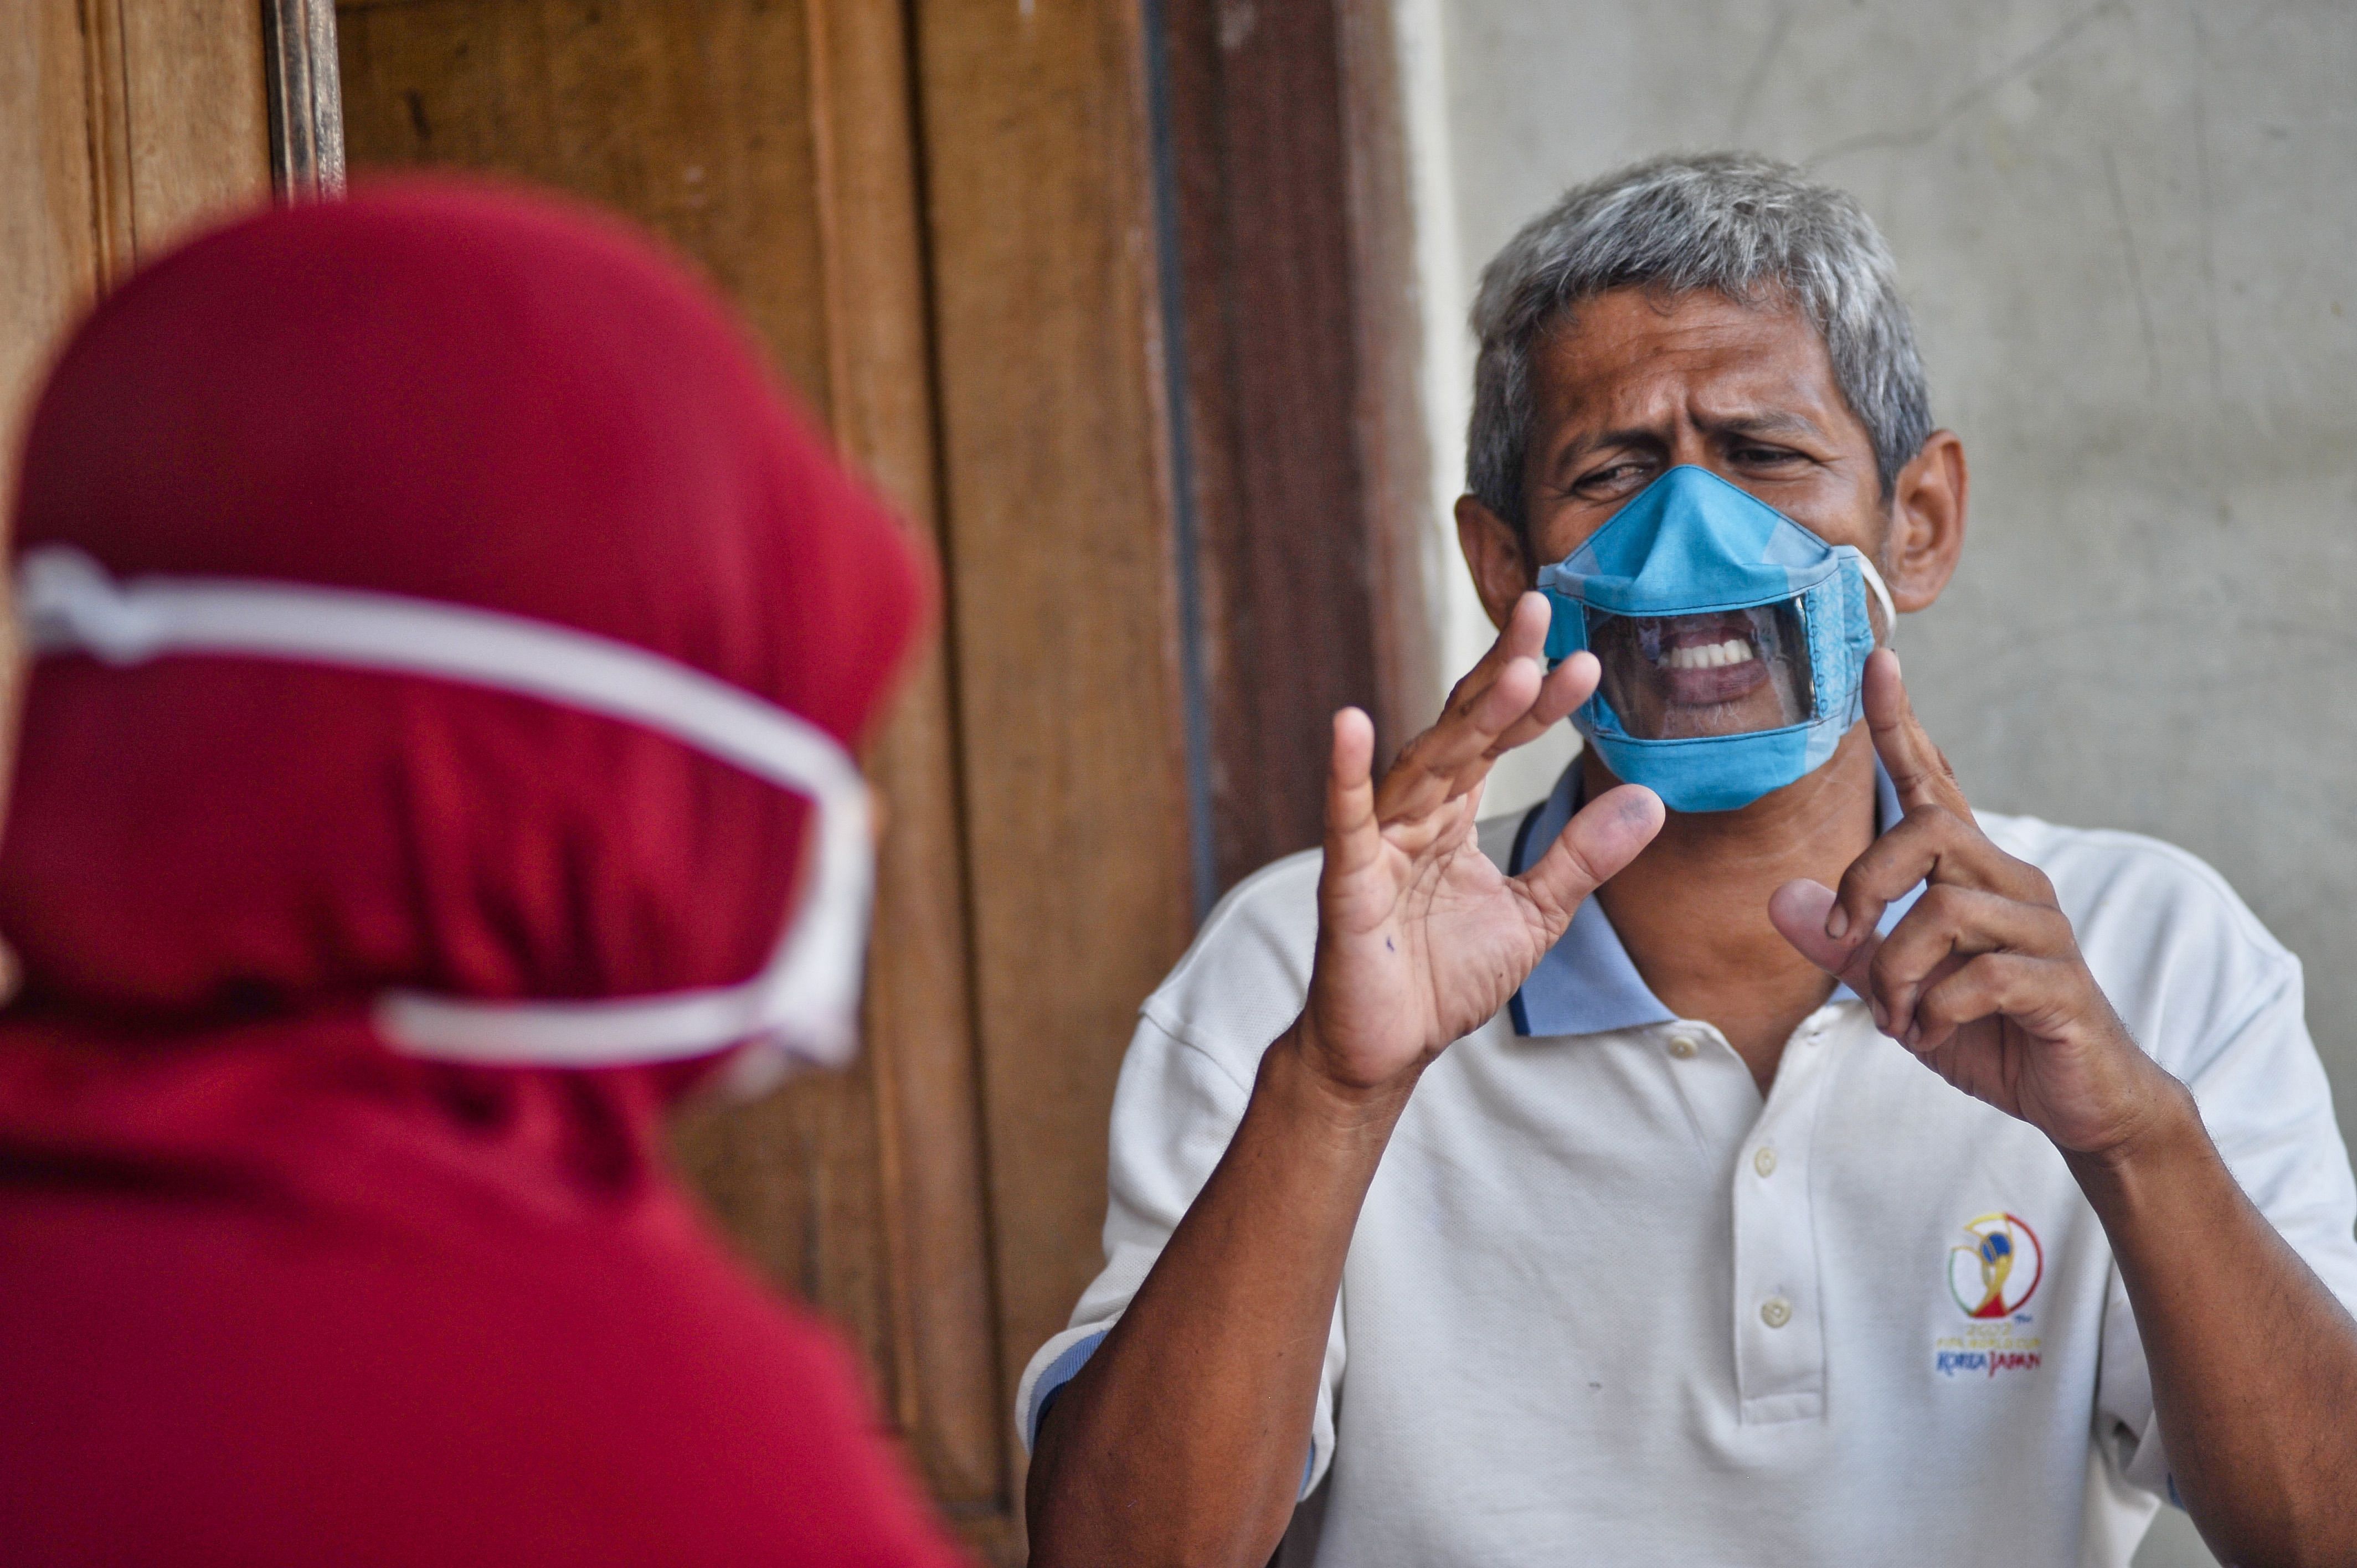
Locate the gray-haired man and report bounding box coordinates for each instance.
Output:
[1022,154,2357,1567]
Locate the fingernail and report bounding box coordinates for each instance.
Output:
[1825,906,1849,940]
[1870,999,1888,1031]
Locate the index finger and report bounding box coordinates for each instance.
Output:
[1377,594,1577,822]
[1435,590,1551,718]
[1862,650,1970,817]
[1375,650,1547,823]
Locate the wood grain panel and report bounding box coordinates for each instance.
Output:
[2,0,268,503]
[1336,0,1440,752]
[117,0,271,259]
[0,0,101,515]
[75,0,136,285]
[804,0,1007,1524]
[1166,0,1376,892]
[337,7,1011,1548]
[1159,0,1439,894]
[339,0,888,1406]
[0,0,102,842]
[338,0,835,404]
[2,0,269,802]
[909,0,1199,1521]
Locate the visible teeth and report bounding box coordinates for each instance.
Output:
[1663,638,1754,671]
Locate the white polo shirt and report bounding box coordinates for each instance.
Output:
[1018,765,2357,1566]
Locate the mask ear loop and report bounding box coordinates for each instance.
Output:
[16,545,874,1084]
[1855,553,1898,649]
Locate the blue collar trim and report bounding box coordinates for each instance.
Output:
[1506,759,1920,1039]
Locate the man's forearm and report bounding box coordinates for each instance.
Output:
[1026,1023,1409,1568]
[2070,1086,2357,1568]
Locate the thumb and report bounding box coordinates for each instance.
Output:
[1861,650,1968,816]
[1321,706,1381,883]
[1770,878,1879,996]
[1515,783,1663,927]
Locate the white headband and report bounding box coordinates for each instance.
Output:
[16,545,873,1089]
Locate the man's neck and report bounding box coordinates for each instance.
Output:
[1588,728,1880,1094]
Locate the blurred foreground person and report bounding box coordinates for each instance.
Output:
[0,185,967,1567]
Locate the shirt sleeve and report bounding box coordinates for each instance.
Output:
[1013,855,1345,1500]
[2095,953,2357,1500]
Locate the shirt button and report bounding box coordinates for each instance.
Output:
[1668,1034,1699,1060]
[1760,1296,1793,1330]
[1753,1146,1778,1178]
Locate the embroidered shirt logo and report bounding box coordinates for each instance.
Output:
[1933,1212,2044,1379]
[1949,1212,2044,1318]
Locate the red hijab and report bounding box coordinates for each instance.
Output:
[0,182,967,1566]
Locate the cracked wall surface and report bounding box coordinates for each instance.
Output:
[1417,7,2356,1561]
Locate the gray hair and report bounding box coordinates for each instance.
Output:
[1468,152,1932,535]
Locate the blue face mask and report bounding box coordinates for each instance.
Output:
[1537,466,1894,813]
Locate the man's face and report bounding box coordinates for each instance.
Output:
[1504,286,1895,743]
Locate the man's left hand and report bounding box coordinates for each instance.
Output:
[1769,649,2184,1158]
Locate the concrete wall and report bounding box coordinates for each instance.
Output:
[1406,4,2357,1562]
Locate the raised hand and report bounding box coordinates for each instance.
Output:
[1299,592,1664,1096]
[1767,651,2178,1155]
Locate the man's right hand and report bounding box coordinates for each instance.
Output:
[1028,593,1661,1568]
[1300,591,1664,1096]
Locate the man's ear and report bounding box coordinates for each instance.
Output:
[1455,493,1533,633]
[1883,430,1968,614]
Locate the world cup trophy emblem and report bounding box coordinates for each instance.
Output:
[1949,1213,2044,1319]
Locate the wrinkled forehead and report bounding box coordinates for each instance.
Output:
[1528,287,1864,445]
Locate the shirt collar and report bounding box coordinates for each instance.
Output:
[1506,757,1920,1039]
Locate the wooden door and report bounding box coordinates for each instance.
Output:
[336,3,1226,1556]
[336,3,1031,1555]
[5,3,1434,1558]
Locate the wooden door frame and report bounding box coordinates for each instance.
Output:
[1151,0,1440,902]
[263,0,344,197]
[914,4,1439,1552]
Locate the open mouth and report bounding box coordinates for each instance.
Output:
[1587,601,1812,739]
[1648,616,1771,705]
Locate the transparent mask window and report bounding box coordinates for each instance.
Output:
[1586,600,1814,740]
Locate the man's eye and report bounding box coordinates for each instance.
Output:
[1735,445,1803,466]
[1576,461,1649,492]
